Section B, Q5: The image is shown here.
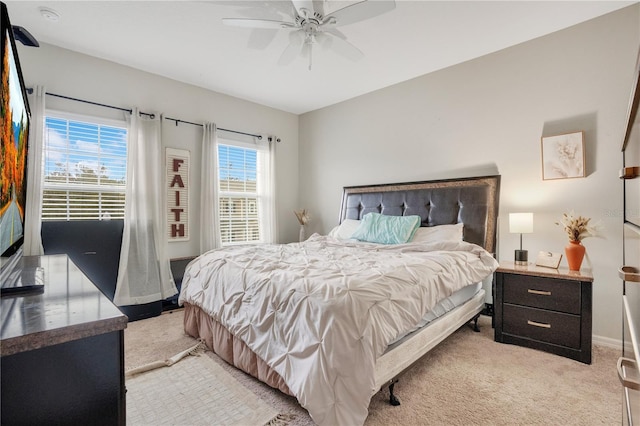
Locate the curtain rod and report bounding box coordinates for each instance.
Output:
[159,115,264,141]
[26,88,277,141]
[163,117,280,143]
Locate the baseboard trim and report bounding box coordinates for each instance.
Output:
[592,334,631,352]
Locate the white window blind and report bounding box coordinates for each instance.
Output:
[218,143,260,245]
[42,113,128,220]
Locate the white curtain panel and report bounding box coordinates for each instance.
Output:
[200,122,221,253]
[257,136,277,243]
[23,86,45,256]
[114,109,176,306]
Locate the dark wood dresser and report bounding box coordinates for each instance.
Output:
[494,261,593,364]
[1,254,128,425]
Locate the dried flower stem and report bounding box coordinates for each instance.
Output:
[556,211,598,242]
[294,209,310,225]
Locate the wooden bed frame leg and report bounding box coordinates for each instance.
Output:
[388,379,401,406]
[471,313,481,332]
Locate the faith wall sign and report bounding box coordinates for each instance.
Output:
[166,148,190,241]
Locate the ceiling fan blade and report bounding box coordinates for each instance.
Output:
[215,1,288,18]
[218,1,296,18]
[277,30,306,66]
[291,0,315,18]
[316,32,333,50]
[324,28,347,40]
[312,0,325,17]
[222,18,295,30]
[317,32,363,62]
[327,0,396,27]
[246,29,279,50]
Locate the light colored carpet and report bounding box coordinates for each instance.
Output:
[125,309,621,426]
[125,317,282,426]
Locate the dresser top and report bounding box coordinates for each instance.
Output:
[1,254,128,357]
[497,260,594,282]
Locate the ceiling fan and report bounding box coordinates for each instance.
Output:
[223,0,396,70]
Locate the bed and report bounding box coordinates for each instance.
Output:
[179,175,500,426]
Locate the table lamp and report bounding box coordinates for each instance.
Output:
[509,213,533,265]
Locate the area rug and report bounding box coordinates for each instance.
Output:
[126,344,282,426]
[126,309,621,426]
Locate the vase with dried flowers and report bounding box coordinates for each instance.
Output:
[294,209,310,242]
[557,211,598,271]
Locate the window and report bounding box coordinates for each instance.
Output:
[42,112,128,220]
[218,142,264,245]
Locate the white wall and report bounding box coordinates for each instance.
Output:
[16,43,301,257]
[15,5,640,343]
[298,5,640,344]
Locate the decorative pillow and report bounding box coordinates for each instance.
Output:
[350,213,421,244]
[327,219,361,240]
[410,223,464,243]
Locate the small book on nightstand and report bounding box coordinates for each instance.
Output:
[535,251,562,269]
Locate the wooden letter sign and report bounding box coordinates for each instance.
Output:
[166,148,189,241]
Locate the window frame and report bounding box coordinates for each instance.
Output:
[217,138,266,246]
[41,110,128,221]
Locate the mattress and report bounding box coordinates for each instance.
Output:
[375,289,485,390]
[388,281,482,347]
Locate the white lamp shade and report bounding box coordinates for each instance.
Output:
[509,213,533,234]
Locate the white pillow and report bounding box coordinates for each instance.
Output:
[411,223,464,243]
[327,219,361,240]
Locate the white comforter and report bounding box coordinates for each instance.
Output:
[179,234,498,426]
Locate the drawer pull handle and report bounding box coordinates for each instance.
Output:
[83,251,97,255]
[617,357,640,391]
[527,320,551,329]
[528,289,551,296]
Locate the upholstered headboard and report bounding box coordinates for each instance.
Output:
[339,175,501,254]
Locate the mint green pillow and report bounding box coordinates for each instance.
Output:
[350,213,421,244]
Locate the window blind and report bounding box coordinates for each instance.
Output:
[42,114,128,220]
[218,143,260,244]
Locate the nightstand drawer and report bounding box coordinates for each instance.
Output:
[503,274,581,314]
[503,304,582,349]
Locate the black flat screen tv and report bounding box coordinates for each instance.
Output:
[1,1,30,260]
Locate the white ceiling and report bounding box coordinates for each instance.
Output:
[4,1,636,114]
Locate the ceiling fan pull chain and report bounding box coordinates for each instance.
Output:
[308,41,313,71]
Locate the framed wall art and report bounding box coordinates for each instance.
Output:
[541,131,586,180]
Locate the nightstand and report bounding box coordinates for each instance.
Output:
[494,261,593,364]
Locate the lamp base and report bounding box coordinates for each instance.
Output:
[514,249,528,266]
